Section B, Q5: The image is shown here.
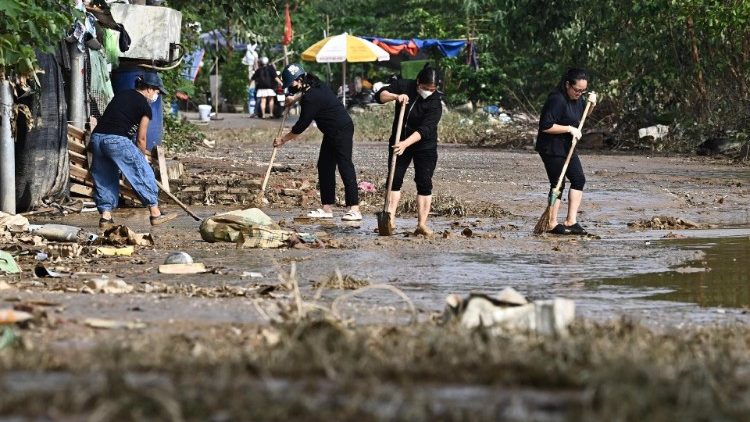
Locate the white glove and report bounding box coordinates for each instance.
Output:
[567,125,582,141]
[587,91,598,106]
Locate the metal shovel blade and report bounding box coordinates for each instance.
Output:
[376,211,393,236]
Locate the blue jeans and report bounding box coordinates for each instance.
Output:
[89,133,159,212]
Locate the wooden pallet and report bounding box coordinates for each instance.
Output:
[67,124,171,203]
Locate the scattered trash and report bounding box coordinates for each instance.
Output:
[165,252,193,265]
[0,309,34,325]
[638,124,669,140]
[158,263,207,274]
[46,243,83,258]
[83,318,146,330]
[358,181,376,193]
[35,252,48,261]
[241,271,263,278]
[34,265,67,278]
[0,251,21,274]
[312,271,369,290]
[443,289,575,336]
[84,276,133,294]
[29,224,96,243]
[97,225,154,247]
[0,327,16,349]
[96,246,135,257]
[201,208,293,248]
[0,212,29,233]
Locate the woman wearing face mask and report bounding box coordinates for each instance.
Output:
[90,72,176,229]
[376,65,443,236]
[536,68,597,235]
[274,63,362,221]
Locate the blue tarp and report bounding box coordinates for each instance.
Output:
[362,37,467,58]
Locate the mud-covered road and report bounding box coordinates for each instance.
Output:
[5,113,750,328]
[3,113,750,420]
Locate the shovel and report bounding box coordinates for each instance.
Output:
[376,102,407,236]
[257,107,290,203]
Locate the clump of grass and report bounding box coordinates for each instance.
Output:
[1,318,750,420]
[311,271,370,291]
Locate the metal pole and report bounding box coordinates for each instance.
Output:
[214,32,220,118]
[68,43,86,129]
[342,61,346,107]
[0,79,16,214]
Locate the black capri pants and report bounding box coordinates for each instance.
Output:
[539,152,586,195]
[389,147,438,196]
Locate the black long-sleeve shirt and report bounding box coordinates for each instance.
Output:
[535,90,585,157]
[376,79,443,151]
[291,84,352,136]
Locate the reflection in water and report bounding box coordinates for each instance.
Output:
[599,238,749,308]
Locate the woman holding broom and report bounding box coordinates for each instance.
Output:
[376,65,443,236]
[273,63,362,221]
[536,68,597,235]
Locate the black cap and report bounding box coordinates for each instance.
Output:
[140,72,168,95]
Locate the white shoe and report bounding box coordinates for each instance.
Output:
[341,210,362,221]
[307,208,333,218]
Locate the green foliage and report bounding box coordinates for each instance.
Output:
[163,112,204,152]
[0,0,74,79]
[220,52,250,108]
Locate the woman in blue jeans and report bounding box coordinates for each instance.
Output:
[90,72,176,229]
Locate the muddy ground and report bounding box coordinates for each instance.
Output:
[2,112,750,420]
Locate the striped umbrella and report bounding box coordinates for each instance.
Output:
[301,33,390,105]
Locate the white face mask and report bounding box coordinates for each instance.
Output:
[148,92,159,104]
[417,88,433,99]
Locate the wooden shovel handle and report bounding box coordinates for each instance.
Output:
[156,180,200,221]
[552,100,593,193]
[260,107,289,193]
[383,102,407,212]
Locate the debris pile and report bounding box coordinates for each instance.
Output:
[627,216,702,230]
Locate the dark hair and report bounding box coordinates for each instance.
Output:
[301,72,322,88]
[558,68,588,92]
[417,64,442,87]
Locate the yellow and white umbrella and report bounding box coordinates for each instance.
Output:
[301,33,390,105]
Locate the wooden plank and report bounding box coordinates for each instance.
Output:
[154,145,170,193]
[69,166,140,202]
[69,150,88,166]
[67,124,85,140]
[70,183,94,198]
[68,139,87,155]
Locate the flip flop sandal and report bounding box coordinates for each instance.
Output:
[566,223,588,235]
[307,208,333,218]
[341,210,362,221]
[548,224,572,235]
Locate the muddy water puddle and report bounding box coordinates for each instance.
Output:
[592,235,750,308]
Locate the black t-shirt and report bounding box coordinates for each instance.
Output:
[291,84,352,136]
[376,79,443,151]
[252,65,277,90]
[93,89,152,139]
[536,90,585,156]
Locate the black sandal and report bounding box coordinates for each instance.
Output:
[98,217,114,229]
[548,224,572,235]
[566,223,588,235]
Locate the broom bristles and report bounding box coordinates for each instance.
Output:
[533,206,552,235]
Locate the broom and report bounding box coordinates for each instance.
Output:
[533,96,595,235]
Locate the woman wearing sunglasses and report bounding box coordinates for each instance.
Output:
[536,68,597,235]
